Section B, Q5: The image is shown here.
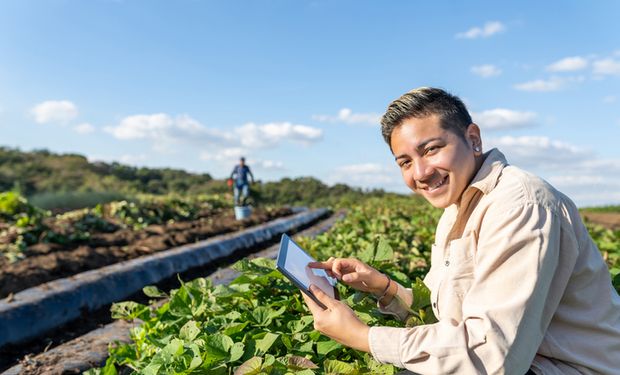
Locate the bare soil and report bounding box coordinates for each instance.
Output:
[0,207,292,298]
[581,212,620,231]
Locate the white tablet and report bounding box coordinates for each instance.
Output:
[276,233,338,309]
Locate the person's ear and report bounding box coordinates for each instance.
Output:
[466,123,482,154]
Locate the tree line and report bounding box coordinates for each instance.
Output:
[0,147,394,209]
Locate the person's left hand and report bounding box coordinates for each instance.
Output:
[301,285,370,352]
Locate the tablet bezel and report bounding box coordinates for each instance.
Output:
[276,233,339,309]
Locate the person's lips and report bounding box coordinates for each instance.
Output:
[421,175,448,193]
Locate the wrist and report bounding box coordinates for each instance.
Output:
[373,274,391,298]
[377,277,398,307]
[351,324,370,352]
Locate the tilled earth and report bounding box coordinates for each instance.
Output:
[582,212,620,231]
[0,207,292,299]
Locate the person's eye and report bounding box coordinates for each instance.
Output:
[398,160,411,168]
[425,145,439,155]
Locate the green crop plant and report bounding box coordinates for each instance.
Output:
[87,197,442,374]
[90,195,620,374]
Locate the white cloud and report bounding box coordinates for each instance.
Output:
[513,76,584,92]
[513,77,564,92]
[255,159,285,171]
[200,150,286,171]
[545,159,620,207]
[313,108,381,125]
[603,95,617,103]
[471,64,502,78]
[328,163,400,188]
[546,56,589,72]
[105,113,173,140]
[472,109,538,130]
[105,113,323,175]
[486,136,589,169]
[592,58,620,76]
[104,113,235,149]
[30,100,78,124]
[484,136,620,206]
[107,114,322,150]
[200,147,246,162]
[235,122,323,148]
[456,21,505,39]
[74,122,95,134]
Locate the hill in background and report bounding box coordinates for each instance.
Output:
[0,147,393,210]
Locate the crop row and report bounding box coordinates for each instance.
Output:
[90,196,618,374]
[0,192,232,262]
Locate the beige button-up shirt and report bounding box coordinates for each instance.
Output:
[368,149,620,374]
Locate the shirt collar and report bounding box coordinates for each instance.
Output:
[468,148,508,195]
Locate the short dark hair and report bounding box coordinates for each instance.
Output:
[380,87,472,147]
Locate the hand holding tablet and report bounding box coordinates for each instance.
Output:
[276,233,339,309]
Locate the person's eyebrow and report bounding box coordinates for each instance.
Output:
[394,137,443,161]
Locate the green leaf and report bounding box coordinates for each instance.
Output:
[263,354,276,369]
[234,356,263,375]
[280,334,293,350]
[232,257,274,276]
[161,338,184,360]
[141,363,161,375]
[206,333,233,354]
[168,285,193,318]
[374,237,394,262]
[316,340,342,356]
[110,301,149,321]
[179,320,200,342]
[224,321,250,336]
[230,342,245,362]
[101,357,118,375]
[142,285,166,298]
[357,241,375,263]
[296,340,314,354]
[323,359,357,374]
[410,277,432,312]
[612,272,620,293]
[251,306,284,326]
[255,332,280,355]
[365,355,395,374]
[188,343,203,370]
[294,370,316,375]
[288,315,314,333]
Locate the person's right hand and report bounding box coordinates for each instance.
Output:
[308,257,388,295]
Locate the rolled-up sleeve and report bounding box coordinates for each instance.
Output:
[376,283,414,321]
[369,202,578,374]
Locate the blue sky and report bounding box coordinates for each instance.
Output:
[1,0,619,206]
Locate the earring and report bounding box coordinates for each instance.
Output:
[474,146,481,152]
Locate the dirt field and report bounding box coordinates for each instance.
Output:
[0,207,292,299]
[581,212,620,231]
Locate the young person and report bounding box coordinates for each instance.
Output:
[302,87,620,374]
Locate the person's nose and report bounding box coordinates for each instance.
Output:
[412,157,434,183]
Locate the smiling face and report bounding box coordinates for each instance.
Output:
[391,115,482,209]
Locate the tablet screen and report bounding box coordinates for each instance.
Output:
[277,234,336,300]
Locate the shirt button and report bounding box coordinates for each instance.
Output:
[444,260,450,266]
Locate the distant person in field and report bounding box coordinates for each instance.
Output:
[230,157,254,206]
[302,87,620,374]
